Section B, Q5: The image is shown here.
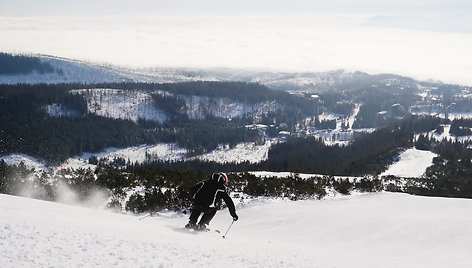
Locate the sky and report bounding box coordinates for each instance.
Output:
[1,0,472,85]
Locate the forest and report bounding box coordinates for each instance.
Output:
[1,82,304,163]
[2,112,472,214]
[0,53,57,75]
[0,77,428,165]
[2,71,472,209]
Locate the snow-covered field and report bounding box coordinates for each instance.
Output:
[0,154,47,171]
[182,95,279,120]
[1,141,276,172]
[1,146,438,180]
[72,89,168,123]
[83,144,186,164]
[193,140,275,164]
[381,148,437,178]
[1,192,472,267]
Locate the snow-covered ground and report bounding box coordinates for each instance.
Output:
[1,141,276,173]
[1,192,472,267]
[381,148,437,178]
[43,103,79,118]
[59,144,188,170]
[411,111,472,121]
[347,103,361,130]
[59,87,279,123]
[0,154,47,171]
[193,140,275,164]
[0,55,219,85]
[250,171,361,181]
[182,95,279,120]
[301,104,365,146]
[61,141,274,169]
[0,55,353,88]
[72,88,167,123]
[417,124,472,143]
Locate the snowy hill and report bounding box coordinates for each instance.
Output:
[0,53,416,92]
[1,192,472,267]
[0,54,222,84]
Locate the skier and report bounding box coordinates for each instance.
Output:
[185,172,238,231]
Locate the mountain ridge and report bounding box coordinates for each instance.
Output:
[0,52,444,90]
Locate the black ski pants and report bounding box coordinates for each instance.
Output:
[189,205,217,226]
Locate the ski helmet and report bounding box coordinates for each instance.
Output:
[218,172,229,186]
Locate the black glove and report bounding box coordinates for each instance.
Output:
[232,215,239,221]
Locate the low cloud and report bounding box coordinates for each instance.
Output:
[1,10,472,85]
[366,15,472,34]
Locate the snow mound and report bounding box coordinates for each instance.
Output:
[1,192,472,267]
[381,148,437,178]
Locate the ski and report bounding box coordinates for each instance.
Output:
[139,213,151,220]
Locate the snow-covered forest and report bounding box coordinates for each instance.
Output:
[1,50,472,267]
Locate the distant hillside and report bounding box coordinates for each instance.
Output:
[0,52,218,84]
[0,52,444,92]
[0,53,56,75]
[0,82,319,163]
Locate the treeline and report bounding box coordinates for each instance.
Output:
[346,78,418,128]
[0,53,56,75]
[449,118,472,136]
[258,116,441,175]
[0,84,161,163]
[0,83,264,162]
[384,173,472,199]
[84,81,318,113]
[0,81,444,172]
[0,160,383,214]
[132,116,442,177]
[382,129,472,199]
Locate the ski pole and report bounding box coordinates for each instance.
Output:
[139,213,151,221]
[222,220,235,239]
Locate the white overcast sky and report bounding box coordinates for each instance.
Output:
[1,0,472,84]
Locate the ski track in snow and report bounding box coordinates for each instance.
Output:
[2,192,472,267]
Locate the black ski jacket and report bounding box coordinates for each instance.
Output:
[191,177,237,218]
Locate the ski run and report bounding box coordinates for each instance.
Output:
[1,192,472,267]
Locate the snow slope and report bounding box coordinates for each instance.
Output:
[2,192,472,267]
[381,148,437,178]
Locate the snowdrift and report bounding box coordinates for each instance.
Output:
[1,193,472,267]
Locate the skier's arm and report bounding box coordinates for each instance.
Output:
[190,181,204,200]
[221,191,238,220]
